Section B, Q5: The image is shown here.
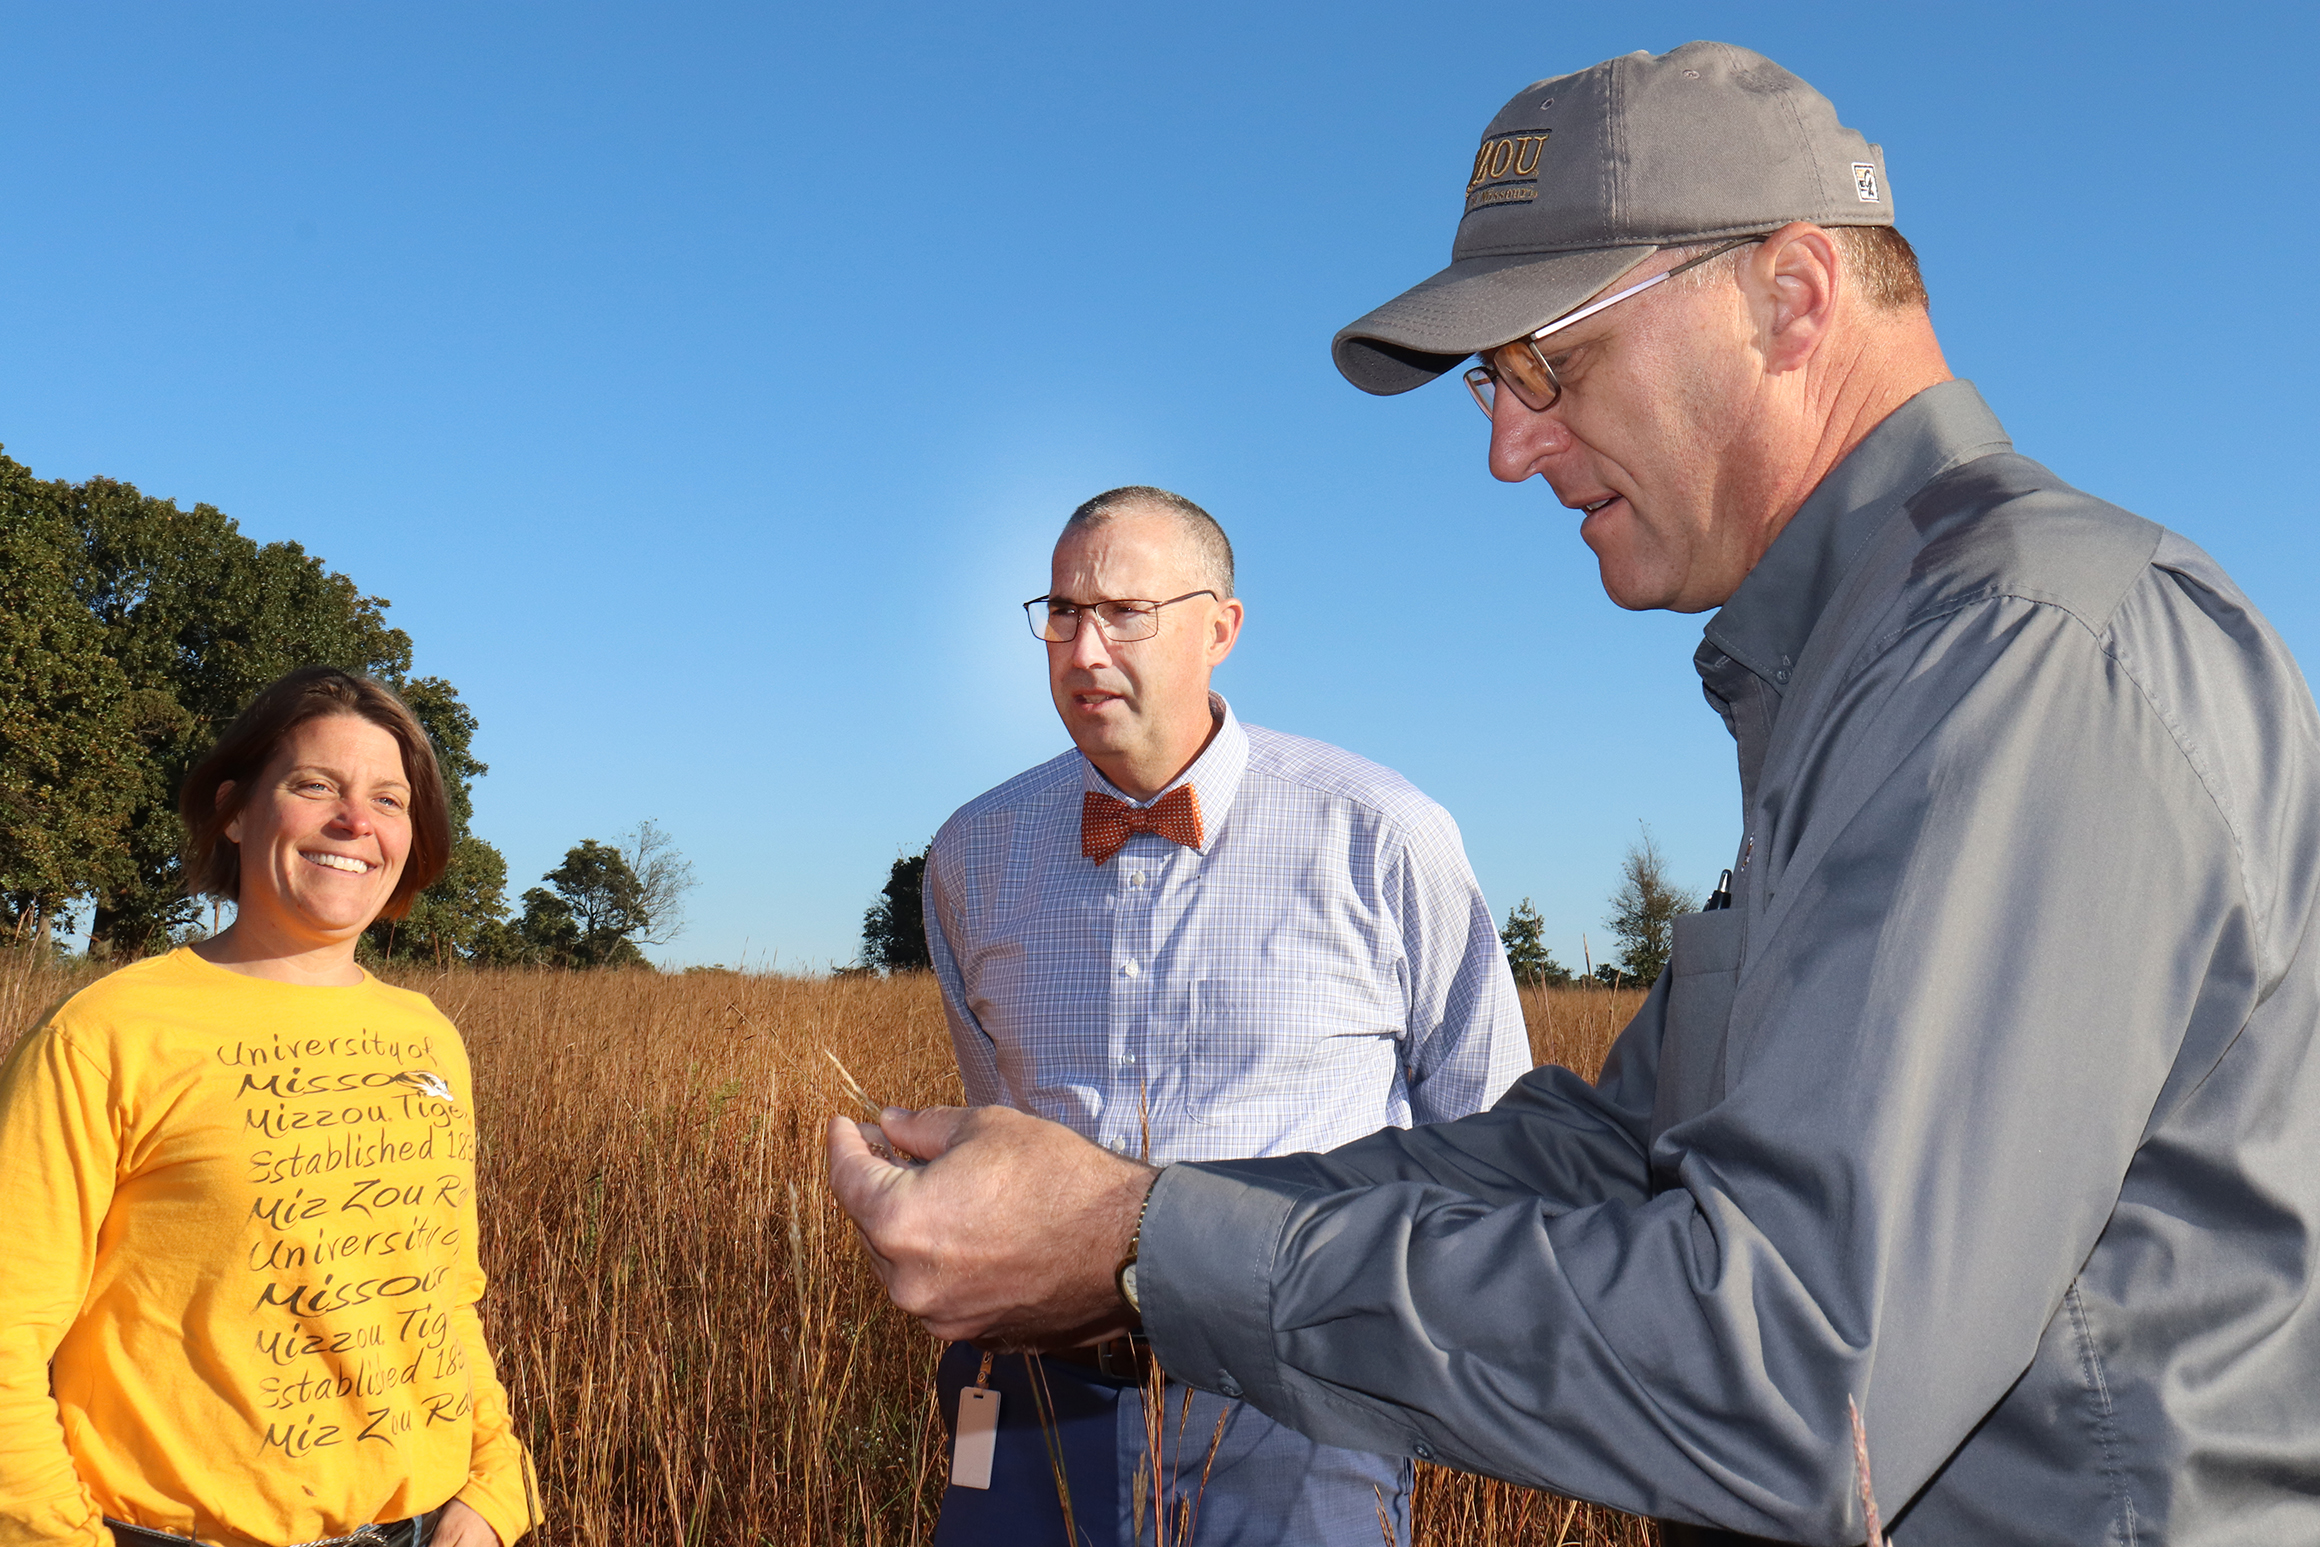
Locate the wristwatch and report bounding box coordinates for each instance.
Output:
[1116,1171,1160,1313]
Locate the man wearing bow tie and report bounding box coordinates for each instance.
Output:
[921,485,1527,1547]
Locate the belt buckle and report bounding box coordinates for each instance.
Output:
[1094,1336,1139,1381]
[288,1525,394,1547]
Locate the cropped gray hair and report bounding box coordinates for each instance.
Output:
[1060,486,1236,599]
[1663,225,1928,311]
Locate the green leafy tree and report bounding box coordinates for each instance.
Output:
[516,840,653,968]
[1498,897,1573,986]
[66,471,418,952]
[0,452,506,958]
[58,467,418,954]
[370,833,512,966]
[467,911,531,968]
[861,847,930,971]
[0,466,141,942]
[509,888,582,967]
[482,826,694,970]
[364,677,511,965]
[1606,825,1697,988]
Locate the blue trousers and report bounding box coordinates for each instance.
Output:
[931,1341,1411,1547]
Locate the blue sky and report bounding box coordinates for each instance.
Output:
[5,2,2315,971]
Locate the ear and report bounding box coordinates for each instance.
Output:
[217,780,242,845]
[1207,596,1244,668]
[1745,221,1842,376]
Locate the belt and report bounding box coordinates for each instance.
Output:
[1655,1525,1795,1546]
[1046,1335,1157,1384]
[107,1509,442,1547]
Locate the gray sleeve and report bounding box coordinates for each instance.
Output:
[923,835,1004,1108]
[1184,1015,1662,1208]
[1139,594,2258,1543]
[1391,800,1534,1124]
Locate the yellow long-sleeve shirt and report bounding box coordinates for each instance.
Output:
[0,950,534,1547]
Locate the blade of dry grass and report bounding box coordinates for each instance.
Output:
[1849,1395,1884,1547]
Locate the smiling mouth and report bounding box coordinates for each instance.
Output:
[302,851,375,875]
[1577,496,1620,515]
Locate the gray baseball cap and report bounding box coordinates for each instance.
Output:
[1333,41,1894,396]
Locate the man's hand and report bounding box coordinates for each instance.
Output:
[826,1104,1157,1348]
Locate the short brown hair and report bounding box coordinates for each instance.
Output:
[179,668,451,921]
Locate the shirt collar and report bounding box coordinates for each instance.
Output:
[1080,692,1248,851]
[1701,379,2014,692]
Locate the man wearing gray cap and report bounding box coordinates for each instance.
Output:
[831,41,2320,1546]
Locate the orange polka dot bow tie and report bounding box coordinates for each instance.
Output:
[1081,784,1204,866]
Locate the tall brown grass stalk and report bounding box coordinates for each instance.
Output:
[3,950,1656,1544]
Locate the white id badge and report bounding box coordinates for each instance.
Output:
[952,1386,1001,1489]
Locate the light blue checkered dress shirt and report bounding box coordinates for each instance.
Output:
[924,696,1528,1165]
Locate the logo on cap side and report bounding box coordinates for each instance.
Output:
[1468,133,1550,192]
[1466,132,1551,213]
[1852,162,1881,203]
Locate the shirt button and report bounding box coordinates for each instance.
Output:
[1117,1053,1135,1067]
[1130,871,1147,888]
[1121,961,1141,978]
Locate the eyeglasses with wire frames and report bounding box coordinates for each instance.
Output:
[1023,590,1218,643]
[1464,237,1763,418]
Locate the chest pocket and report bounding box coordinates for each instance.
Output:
[1183,975,1398,1126]
[1649,909,1747,1149]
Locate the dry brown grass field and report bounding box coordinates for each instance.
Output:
[2,950,1655,1546]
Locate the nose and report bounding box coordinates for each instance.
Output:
[1487,393,1574,483]
[1065,613,1115,671]
[326,797,376,838]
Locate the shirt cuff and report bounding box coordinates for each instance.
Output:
[1136,1158,1308,1408]
[456,1476,535,1546]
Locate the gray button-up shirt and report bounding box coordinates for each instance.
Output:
[1137,382,2320,1545]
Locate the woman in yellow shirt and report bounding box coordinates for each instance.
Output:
[0,668,534,1547]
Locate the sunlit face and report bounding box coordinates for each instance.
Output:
[1045,511,1239,780]
[1485,256,1782,613]
[222,714,414,947]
